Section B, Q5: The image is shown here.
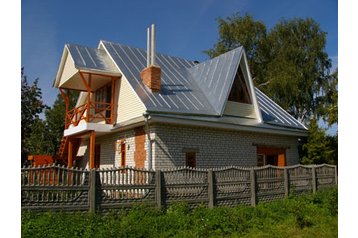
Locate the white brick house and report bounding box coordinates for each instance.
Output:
[54,26,307,170]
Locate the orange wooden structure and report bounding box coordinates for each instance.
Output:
[57,71,119,169]
[27,155,54,166]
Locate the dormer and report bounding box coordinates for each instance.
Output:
[223,51,262,122]
[54,44,121,129]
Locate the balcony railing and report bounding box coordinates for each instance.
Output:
[65,101,113,129]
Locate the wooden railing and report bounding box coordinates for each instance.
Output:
[65,101,113,129]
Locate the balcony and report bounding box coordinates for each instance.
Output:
[65,101,113,129]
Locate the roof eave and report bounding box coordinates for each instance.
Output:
[148,114,308,137]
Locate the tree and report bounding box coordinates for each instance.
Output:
[21,68,47,165]
[204,13,267,83]
[205,13,332,124]
[301,118,335,165]
[25,118,53,155]
[44,92,78,155]
[317,68,338,126]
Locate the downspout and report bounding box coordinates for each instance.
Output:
[143,112,152,170]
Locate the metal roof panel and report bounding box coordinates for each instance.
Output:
[66,44,119,74]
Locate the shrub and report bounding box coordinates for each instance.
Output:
[22,187,338,237]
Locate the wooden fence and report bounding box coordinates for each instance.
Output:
[21,164,337,213]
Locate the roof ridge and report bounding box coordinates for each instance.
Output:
[100,40,197,67]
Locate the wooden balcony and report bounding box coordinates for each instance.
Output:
[65,101,114,129]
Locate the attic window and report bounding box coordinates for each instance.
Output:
[228,66,252,104]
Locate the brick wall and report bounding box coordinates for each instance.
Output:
[77,130,137,169]
[76,124,300,171]
[152,124,300,170]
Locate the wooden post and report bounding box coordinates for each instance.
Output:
[155,170,163,208]
[250,168,257,207]
[68,139,73,168]
[87,74,92,122]
[89,169,96,213]
[90,131,96,169]
[284,168,289,197]
[208,169,215,208]
[110,77,115,124]
[312,165,317,194]
[334,165,338,185]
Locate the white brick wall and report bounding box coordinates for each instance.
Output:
[76,130,137,169]
[152,124,300,170]
[75,124,300,171]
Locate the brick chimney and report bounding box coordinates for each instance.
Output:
[141,24,161,92]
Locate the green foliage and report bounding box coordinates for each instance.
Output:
[301,117,337,164]
[21,68,47,165]
[22,187,337,238]
[318,68,338,126]
[44,92,78,155]
[205,13,333,124]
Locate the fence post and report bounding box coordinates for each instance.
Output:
[208,169,215,208]
[284,167,289,197]
[89,169,97,212]
[334,165,338,185]
[155,170,163,208]
[250,168,257,207]
[312,165,317,194]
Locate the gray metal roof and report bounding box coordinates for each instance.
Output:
[66,44,119,75]
[255,88,307,130]
[99,40,306,131]
[188,47,243,115]
[101,41,217,115]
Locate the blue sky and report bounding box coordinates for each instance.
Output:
[21,0,338,133]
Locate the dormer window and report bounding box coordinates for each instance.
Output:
[228,67,252,104]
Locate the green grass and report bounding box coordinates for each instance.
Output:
[22,187,337,238]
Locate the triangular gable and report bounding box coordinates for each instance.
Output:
[187,47,243,115]
[222,52,262,122]
[54,44,121,91]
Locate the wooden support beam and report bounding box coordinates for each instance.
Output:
[68,139,73,168]
[89,131,96,169]
[110,77,115,124]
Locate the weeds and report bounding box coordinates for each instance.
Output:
[22,187,337,238]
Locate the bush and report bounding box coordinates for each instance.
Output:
[22,187,337,237]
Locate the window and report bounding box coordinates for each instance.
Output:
[257,154,265,166]
[95,84,112,117]
[228,66,252,104]
[185,152,196,168]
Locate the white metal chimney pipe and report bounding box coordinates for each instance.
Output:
[151,24,155,66]
[147,27,151,67]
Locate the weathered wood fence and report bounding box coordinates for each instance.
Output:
[21,164,337,213]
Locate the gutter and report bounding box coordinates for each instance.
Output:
[143,112,153,170]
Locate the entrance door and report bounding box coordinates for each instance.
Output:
[256,147,286,167]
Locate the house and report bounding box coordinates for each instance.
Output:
[53,25,307,170]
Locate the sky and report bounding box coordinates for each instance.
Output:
[21,0,338,134]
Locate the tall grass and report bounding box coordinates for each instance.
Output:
[22,187,337,238]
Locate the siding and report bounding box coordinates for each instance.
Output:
[223,101,257,118]
[116,77,146,123]
[59,53,77,87]
[152,124,299,170]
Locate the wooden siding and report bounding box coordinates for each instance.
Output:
[116,77,146,123]
[59,53,77,87]
[223,101,257,118]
